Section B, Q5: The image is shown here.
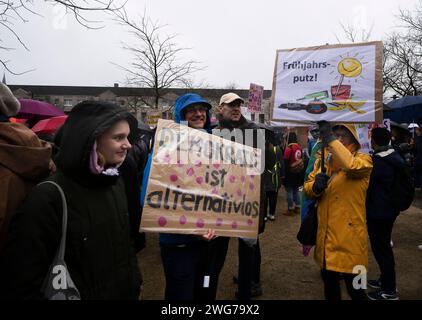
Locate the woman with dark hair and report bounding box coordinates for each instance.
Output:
[282,131,304,216]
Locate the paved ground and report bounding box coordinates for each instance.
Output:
[138,190,422,300]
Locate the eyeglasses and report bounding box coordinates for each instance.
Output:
[185,104,208,113]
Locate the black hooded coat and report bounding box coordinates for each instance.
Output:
[0,101,141,299]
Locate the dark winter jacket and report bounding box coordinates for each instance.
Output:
[120,148,146,254]
[414,135,422,169]
[214,115,268,234]
[263,145,283,192]
[0,101,141,300]
[119,124,152,254]
[366,148,404,220]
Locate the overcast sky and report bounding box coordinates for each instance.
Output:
[3,0,419,89]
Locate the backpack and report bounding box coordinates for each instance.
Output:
[288,144,304,174]
[389,161,415,212]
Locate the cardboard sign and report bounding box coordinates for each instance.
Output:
[355,123,371,154]
[140,119,262,239]
[247,83,264,113]
[146,110,162,128]
[271,42,383,124]
[368,119,391,131]
[355,120,391,154]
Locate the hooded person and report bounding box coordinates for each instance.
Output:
[0,101,142,300]
[304,121,373,301]
[140,93,214,300]
[0,83,52,254]
[366,128,403,300]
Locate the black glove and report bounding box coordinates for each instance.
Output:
[312,172,330,194]
[317,120,335,145]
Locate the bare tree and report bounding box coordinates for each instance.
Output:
[383,0,422,97]
[383,33,422,96]
[224,81,238,90]
[334,21,374,44]
[398,2,422,45]
[113,9,204,109]
[0,0,126,74]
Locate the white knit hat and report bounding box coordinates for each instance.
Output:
[0,83,20,116]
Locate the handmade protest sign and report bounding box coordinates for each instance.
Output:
[146,110,161,128]
[271,42,383,123]
[368,119,391,131]
[247,83,264,113]
[356,119,392,154]
[355,123,371,154]
[140,119,262,239]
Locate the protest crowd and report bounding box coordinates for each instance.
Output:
[0,60,421,301]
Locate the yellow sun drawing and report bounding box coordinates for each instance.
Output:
[338,57,362,78]
[329,54,367,114]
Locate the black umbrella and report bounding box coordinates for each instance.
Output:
[385,96,422,123]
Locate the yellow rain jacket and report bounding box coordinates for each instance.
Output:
[304,125,373,274]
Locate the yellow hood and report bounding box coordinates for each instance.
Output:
[333,123,360,150]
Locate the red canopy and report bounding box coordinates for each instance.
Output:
[31,115,68,135]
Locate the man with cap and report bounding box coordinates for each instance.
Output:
[201,92,267,300]
[0,83,52,254]
[304,121,373,300]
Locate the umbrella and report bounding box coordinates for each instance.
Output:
[385,96,422,124]
[31,115,68,135]
[17,99,65,120]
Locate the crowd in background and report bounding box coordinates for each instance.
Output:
[0,82,420,301]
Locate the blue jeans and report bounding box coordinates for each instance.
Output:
[285,187,300,210]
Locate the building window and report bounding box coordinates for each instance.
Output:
[64,99,73,107]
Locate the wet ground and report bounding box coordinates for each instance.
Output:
[138,190,422,300]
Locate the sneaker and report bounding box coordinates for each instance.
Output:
[367,289,399,300]
[368,279,382,289]
[390,239,394,248]
[264,216,268,222]
[268,214,275,221]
